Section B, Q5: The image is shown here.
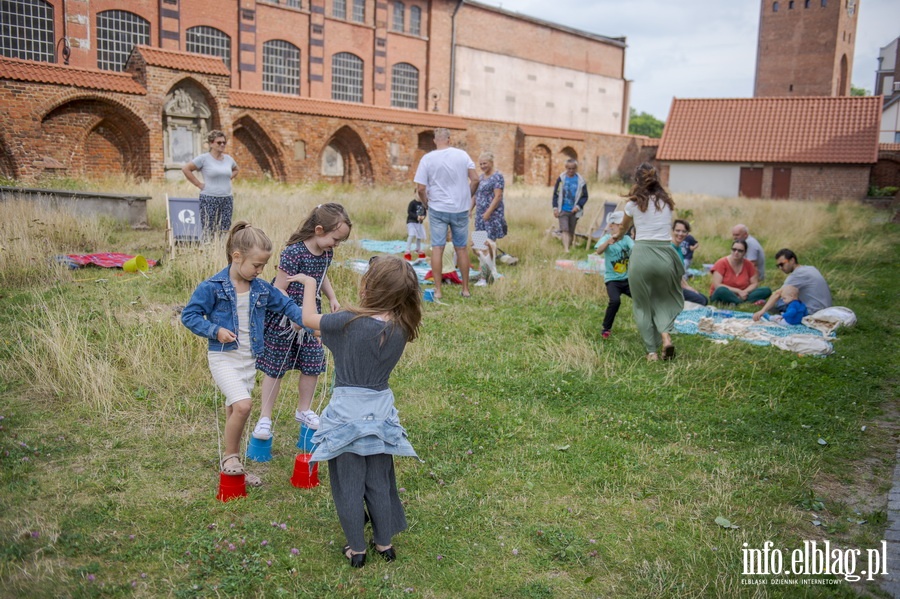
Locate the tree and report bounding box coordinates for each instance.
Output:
[851,85,870,96]
[628,108,664,138]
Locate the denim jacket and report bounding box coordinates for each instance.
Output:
[181,265,304,356]
[310,387,419,464]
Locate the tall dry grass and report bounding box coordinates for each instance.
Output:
[1,178,886,416]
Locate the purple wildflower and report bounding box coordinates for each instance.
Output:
[291,548,299,555]
[261,540,268,547]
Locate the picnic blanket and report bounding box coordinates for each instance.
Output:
[357,239,409,254]
[55,253,158,270]
[674,307,835,356]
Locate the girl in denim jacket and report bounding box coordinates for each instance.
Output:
[181,222,304,486]
[290,256,421,568]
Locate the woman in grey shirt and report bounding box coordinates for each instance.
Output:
[182,130,238,238]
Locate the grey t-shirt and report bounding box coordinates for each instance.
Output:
[320,311,409,391]
[745,235,766,281]
[192,153,237,197]
[785,265,832,314]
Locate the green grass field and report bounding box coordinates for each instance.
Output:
[0,179,897,598]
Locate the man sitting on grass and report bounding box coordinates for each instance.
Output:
[752,249,832,321]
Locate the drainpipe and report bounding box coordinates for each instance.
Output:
[448,0,464,114]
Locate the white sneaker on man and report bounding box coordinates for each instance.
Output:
[295,409,320,429]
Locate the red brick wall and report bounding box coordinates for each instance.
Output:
[777,165,870,200]
[456,3,624,79]
[754,0,857,97]
[872,151,900,189]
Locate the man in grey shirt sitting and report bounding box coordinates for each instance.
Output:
[752,249,832,321]
[732,224,765,281]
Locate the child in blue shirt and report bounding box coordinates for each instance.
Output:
[781,285,808,325]
[594,211,634,338]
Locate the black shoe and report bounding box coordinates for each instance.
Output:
[343,545,366,568]
[376,546,397,562]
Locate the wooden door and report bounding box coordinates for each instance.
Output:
[739,167,763,198]
[772,167,791,199]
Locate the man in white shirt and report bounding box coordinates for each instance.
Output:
[732,224,765,281]
[414,128,478,299]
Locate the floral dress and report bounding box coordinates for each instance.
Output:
[474,171,506,240]
[256,242,332,378]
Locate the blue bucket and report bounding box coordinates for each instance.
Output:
[296,423,318,453]
[246,436,273,462]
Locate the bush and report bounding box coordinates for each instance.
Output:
[867,185,899,197]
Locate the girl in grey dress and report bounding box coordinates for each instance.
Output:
[289,255,422,567]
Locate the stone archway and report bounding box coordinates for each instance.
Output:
[41,98,150,180]
[232,115,285,181]
[320,126,373,184]
[530,144,552,186]
[162,81,215,179]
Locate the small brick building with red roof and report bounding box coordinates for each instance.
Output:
[656,96,882,200]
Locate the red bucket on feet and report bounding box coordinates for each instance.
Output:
[217,472,247,501]
[291,453,319,488]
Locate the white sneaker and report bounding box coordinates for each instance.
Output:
[475,279,488,287]
[252,417,273,440]
[295,409,320,429]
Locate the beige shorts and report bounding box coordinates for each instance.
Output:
[208,346,255,406]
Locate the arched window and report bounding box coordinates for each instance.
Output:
[0,0,55,62]
[186,26,231,69]
[96,10,150,71]
[332,52,363,102]
[263,40,301,95]
[352,0,365,22]
[409,6,421,36]
[392,1,404,32]
[391,63,418,109]
[333,0,346,19]
[773,1,779,10]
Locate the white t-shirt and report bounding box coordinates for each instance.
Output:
[413,147,475,213]
[192,153,237,197]
[624,198,673,241]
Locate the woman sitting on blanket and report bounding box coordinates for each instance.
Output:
[709,239,772,305]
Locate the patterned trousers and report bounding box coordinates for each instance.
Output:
[199,194,233,237]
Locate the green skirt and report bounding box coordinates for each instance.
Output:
[629,240,684,353]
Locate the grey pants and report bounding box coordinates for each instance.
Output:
[328,452,407,552]
[629,240,685,353]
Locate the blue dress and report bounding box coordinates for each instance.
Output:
[474,171,506,240]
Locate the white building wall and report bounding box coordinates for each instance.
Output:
[452,46,625,134]
[668,163,742,197]
[880,102,900,143]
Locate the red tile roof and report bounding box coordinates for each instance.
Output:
[658,97,881,164]
[133,46,230,76]
[0,56,146,95]
[229,90,468,129]
[880,143,900,152]
[641,137,660,147]
[517,124,586,141]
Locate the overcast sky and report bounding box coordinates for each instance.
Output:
[482,0,900,120]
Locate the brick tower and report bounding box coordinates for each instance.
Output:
[754,0,859,97]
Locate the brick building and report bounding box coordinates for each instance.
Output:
[0,0,643,185]
[656,97,881,200]
[754,0,858,97]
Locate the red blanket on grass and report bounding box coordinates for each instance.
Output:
[64,253,157,269]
